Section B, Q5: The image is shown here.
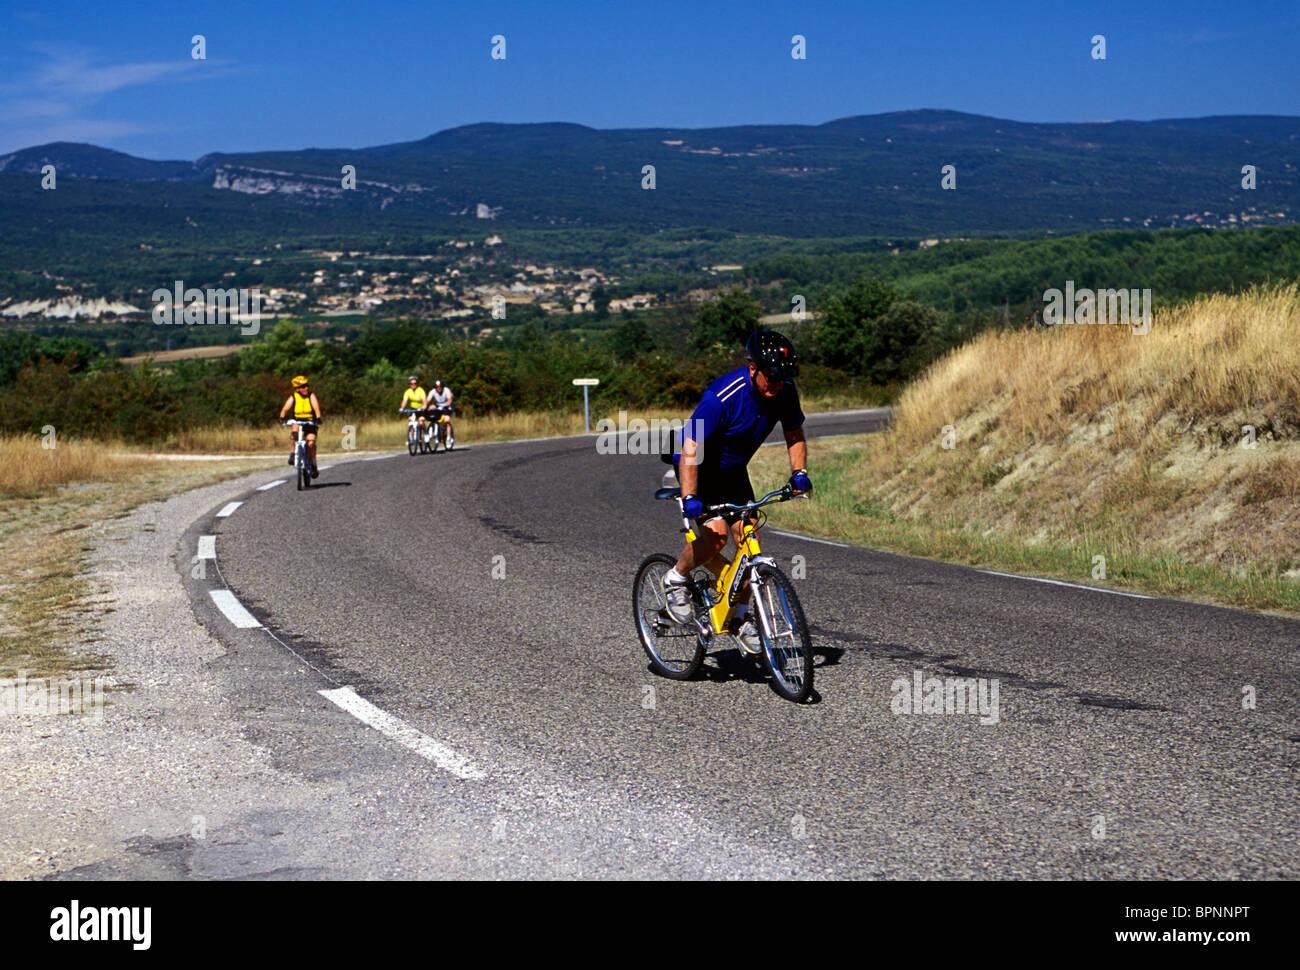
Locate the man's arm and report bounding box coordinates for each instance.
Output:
[784,426,807,472]
[784,426,809,493]
[678,435,701,497]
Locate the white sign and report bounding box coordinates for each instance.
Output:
[572,378,600,386]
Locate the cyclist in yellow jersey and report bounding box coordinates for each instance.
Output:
[279,375,322,478]
[400,376,430,437]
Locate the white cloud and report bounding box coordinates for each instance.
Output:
[0,46,219,151]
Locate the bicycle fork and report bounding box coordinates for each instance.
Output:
[708,555,780,641]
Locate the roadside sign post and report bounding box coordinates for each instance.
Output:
[572,378,599,433]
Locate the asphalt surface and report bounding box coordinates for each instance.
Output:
[190,409,1297,878]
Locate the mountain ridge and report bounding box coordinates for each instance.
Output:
[1,110,1296,238]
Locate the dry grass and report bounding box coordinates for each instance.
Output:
[118,343,244,364]
[0,440,273,679]
[0,434,168,496]
[752,286,1300,611]
[154,410,656,454]
[123,392,880,456]
[892,284,1300,446]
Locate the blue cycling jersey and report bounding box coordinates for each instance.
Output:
[678,365,804,473]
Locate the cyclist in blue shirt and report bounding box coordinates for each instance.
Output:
[663,330,811,653]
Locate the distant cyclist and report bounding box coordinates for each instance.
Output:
[662,330,810,654]
[429,379,455,448]
[279,375,322,478]
[400,376,430,437]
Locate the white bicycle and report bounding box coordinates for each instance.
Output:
[281,418,319,490]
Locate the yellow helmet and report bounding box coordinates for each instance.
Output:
[291,375,309,388]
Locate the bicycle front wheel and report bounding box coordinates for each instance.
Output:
[752,564,813,702]
[407,426,418,456]
[633,554,704,680]
[297,453,309,491]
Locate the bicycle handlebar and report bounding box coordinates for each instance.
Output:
[701,485,801,514]
[281,417,320,425]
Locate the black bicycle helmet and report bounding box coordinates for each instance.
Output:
[745,329,799,380]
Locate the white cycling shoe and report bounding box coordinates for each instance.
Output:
[736,617,763,656]
[662,574,693,624]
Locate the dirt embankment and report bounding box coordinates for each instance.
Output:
[747,286,1299,609]
[869,285,1300,577]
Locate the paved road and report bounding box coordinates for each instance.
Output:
[194,409,1297,878]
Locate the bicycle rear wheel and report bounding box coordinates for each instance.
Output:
[752,564,813,702]
[633,554,704,680]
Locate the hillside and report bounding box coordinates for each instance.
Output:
[1,110,1296,239]
[751,286,1300,611]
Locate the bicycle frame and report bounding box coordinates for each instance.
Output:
[283,418,316,487]
[678,489,789,637]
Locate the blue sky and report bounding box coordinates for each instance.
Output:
[2,0,1297,158]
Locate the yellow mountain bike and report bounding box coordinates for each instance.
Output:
[633,484,814,702]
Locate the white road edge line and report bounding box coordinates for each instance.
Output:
[977,569,1155,600]
[767,529,849,548]
[196,535,216,560]
[256,479,285,491]
[319,686,486,780]
[208,589,262,628]
[215,501,243,517]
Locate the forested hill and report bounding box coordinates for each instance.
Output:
[1,110,1296,237]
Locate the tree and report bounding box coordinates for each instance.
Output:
[591,286,611,321]
[816,278,896,371]
[861,300,941,384]
[610,313,650,362]
[239,320,329,377]
[693,289,761,353]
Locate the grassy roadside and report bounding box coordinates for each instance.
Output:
[751,435,1300,613]
[751,286,1300,615]
[0,436,276,680]
[112,392,887,455]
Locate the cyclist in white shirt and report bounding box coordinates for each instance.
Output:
[429,379,455,448]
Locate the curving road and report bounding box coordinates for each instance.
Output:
[189,409,1298,878]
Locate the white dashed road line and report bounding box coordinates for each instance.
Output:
[319,687,486,780]
[767,529,849,548]
[215,501,243,518]
[256,479,286,491]
[977,569,1155,600]
[208,589,262,628]
[196,535,216,559]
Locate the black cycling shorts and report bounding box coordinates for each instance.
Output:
[689,465,755,527]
